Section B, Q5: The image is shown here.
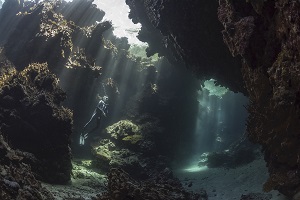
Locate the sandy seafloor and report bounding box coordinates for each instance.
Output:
[42,157,291,200]
[174,157,290,200]
[42,160,107,200]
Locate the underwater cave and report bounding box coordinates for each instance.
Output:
[0,0,300,200]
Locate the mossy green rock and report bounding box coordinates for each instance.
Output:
[106,120,141,140]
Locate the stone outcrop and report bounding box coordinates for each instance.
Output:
[91,119,173,179]
[218,0,300,197]
[125,0,246,94]
[0,62,73,184]
[91,120,145,175]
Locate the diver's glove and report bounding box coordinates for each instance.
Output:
[79,133,88,146]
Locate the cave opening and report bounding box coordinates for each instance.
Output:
[173,79,249,171]
[0,0,295,200]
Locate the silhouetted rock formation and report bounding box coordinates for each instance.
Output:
[218,0,300,198]
[125,0,246,94]
[0,62,73,184]
[1,0,110,74]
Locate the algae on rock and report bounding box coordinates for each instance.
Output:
[106,120,141,141]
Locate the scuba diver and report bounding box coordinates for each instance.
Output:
[79,95,109,145]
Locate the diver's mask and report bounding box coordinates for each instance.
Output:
[103,96,108,102]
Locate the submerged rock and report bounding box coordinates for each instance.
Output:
[0,134,54,200]
[0,62,73,184]
[106,120,141,142]
[92,138,141,173]
[218,0,300,197]
[91,120,150,178]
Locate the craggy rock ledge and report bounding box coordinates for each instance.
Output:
[218,0,300,197]
[125,0,246,94]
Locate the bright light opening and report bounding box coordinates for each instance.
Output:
[183,165,208,173]
[202,79,228,98]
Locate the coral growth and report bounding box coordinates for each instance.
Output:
[122,134,143,144]
[91,120,153,177]
[106,120,141,141]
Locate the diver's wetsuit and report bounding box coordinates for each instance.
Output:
[83,99,108,133]
[80,98,108,145]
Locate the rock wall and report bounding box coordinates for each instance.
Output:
[218,0,300,197]
[125,0,246,94]
[0,62,73,184]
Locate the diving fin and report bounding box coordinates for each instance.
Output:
[79,133,89,146]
